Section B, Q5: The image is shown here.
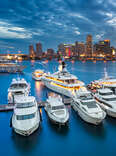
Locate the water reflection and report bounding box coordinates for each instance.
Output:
[35,81,44,101]
[11,127,41,153]
[106,116,116,129]
[71,109,106,139]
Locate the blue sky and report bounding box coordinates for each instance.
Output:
[0,0,116,53]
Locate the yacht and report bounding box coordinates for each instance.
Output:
[42,61,85,97]
[0,59,26,73]
[45,93,69,125]
[32,69,44,81]
[71,89,106,125]
[8,78,30,103]
[94,88,116,117]
[11,96,40,136]
[88,69,116,94]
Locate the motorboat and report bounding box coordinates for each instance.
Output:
[0,59,26,73]
[42,61,85,97]
[94,88,116,117]
[32,70,44,81]
[87,69,116,94]
[45,93,69,125]
[11,96,40,136]
[8,78,30,103]
[71,89,106,125]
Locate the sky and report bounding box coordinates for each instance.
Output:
[0,0,116,53]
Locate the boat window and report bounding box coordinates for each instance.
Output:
[52,105,64,110]
[10,83,27,89]
[103,97,116,101]
[16,102,35,108]
[99,92,112,96]
[65,79,77,84]
[14,91,24,95]
[81,101,97,108]
[16,113,35,120]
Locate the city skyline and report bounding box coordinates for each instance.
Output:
[0,0,116,53]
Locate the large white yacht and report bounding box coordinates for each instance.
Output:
[0,59,26,73]
[8,78,30,103]
[11,96,40,136]
[42,61,85,97]
[94,88,116,117]
[88,69,116,94]
[45,93,69,125]
[32,69,44,81]
[71,88,106,125]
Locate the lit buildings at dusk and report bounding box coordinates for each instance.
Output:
[29,45,35,58]
[94,40,111,57]
[86,35,93,57]
[57,35,115,58]
[36,42,43,57]
[28,35,116,60]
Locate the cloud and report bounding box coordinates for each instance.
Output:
[0,21,32,39]
[0,0,116,52]
[74,30,81,35]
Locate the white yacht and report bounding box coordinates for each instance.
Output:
[94,88,116,117]
[0,59,26,73]
[12,96,40,136]
[71,89,106,125]
[42,61,85,97]
[8,78,30,103]
[88,69,116,94]
[45,93,69,125]
[32,69,44,81]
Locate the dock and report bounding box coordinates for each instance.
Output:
[0,98,72,112]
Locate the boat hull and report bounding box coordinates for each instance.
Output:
[43,80,72,97]
[13,122,39,136]
[94,95,116,118]
[32,75,41,81]
[72,102,105,125]
[45,108,69,125]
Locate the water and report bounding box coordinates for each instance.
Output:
[0,60,116,156]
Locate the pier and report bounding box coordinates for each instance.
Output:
[0,98,72,112]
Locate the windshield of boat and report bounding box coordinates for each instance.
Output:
[99,91,112,96]
[16,102,35,108]
[52,105,64,110]
[14,91,24,95]
[10,83,27,89]
[80,94,93,100]
[16,113,35,120]
[103,97,116,101]
[81,100,98,108]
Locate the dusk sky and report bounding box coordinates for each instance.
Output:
[0,0,116,53]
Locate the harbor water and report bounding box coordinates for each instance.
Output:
[0,60,116,156]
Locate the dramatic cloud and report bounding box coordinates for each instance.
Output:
[0,0,116,53]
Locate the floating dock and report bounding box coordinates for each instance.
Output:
[0,98,72,112]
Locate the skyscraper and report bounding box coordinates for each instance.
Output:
[58,43,65,56]
[94,40,111,56]
[29,45,35,58]
[78,42,86,56]
[86,35,92,57]
[36,42,43,57]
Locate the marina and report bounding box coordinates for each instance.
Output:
[0,60,116,155]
